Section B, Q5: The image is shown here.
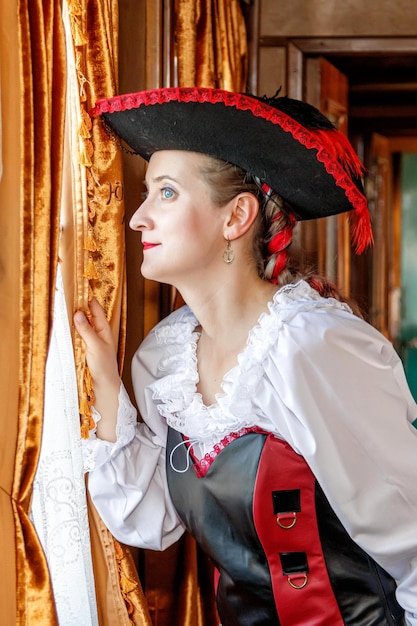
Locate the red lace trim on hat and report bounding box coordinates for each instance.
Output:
[183,425,267,478]
[91,87,372,253]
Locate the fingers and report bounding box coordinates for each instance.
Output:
[89,298,109,332]
[73,299,113,346]
[73,302,120,389]
[73,309,96,345]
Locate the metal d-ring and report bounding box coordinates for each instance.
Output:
[287,574,308,589]
[276,512,297,529]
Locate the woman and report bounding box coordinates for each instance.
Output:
[75,87,417,625]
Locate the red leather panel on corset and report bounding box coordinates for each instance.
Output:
[253,434,344,625]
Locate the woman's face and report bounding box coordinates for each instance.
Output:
[129,150,229,287]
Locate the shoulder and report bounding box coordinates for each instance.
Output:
[267,280,393,363]
[260,282,410,428]
[267,279,355,339]
[273,279,353,320]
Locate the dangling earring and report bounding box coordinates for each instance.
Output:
[223,238,235,264]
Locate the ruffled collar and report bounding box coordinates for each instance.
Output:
[149,280,351,446]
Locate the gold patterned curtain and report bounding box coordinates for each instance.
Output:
[0,0,150,622]
[60,0,151,623]
[15,0,65,622]
[0,0,248,622]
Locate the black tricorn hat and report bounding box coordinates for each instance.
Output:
[91,87,372,253]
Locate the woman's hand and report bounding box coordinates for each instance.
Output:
[74,298,121,442]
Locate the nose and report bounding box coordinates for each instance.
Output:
[129,199,151,231]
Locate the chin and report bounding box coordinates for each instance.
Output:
[140,263,168,284]
[140,266,158,281]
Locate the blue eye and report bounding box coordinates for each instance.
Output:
[162,187,175,200]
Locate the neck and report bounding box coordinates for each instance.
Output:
[178,272,277,341]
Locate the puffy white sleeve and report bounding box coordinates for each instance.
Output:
[84,326,185,551]
[257,306,417,622]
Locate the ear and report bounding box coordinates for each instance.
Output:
[224,192,259,241]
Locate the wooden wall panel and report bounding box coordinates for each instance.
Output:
[366,133,392,335]
[260,0,417,38]
[119,4,146,401]
[119,0,167,401]
[258,46,286,98]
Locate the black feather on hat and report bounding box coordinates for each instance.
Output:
[91,87,373,253]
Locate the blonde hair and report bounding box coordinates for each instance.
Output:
[197,155,294,284]
[197,154,360,312]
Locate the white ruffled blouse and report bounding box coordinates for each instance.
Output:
[85,280,417,624]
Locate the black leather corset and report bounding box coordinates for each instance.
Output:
[166,427,405,626]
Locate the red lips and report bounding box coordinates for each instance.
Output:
[142,242,160,250]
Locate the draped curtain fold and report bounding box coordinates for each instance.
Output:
[175,0,248,91]
[0,5,20,622]
[13,1,66,622]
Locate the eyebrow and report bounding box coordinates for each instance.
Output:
[144,174,181,187]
